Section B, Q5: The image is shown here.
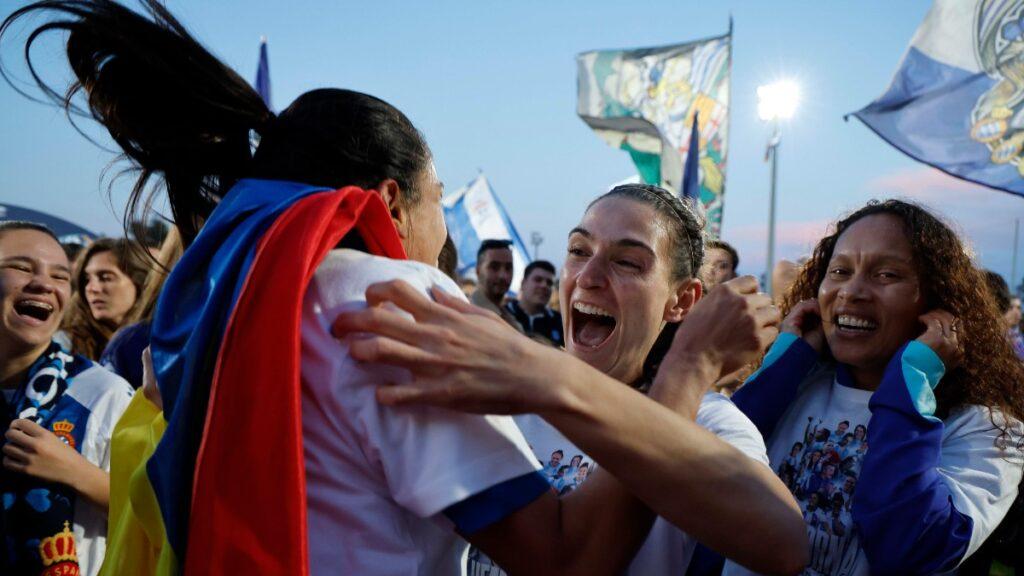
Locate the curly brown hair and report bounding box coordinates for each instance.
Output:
[780,200,1024,430]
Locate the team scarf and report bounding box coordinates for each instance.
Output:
[1,342,92,576]
[124,179,406,575]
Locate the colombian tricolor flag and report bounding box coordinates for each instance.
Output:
[100,179,407,575]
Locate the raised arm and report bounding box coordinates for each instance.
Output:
[852,311,1023,573]
[732,299,822,439]
[332,279,807,574]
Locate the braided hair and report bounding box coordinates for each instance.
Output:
[589,184,705,280]
[588,184,707,389]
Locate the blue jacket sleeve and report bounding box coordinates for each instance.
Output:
[851,341,973,575]
[732,332,820,440]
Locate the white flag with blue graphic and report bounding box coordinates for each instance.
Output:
[443,174,531,290]
[853,0,1024,195]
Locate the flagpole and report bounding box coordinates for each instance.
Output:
[1013,218,1020,295]
[766,122,779,295]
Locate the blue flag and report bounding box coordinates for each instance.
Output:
[682,111,700,200]
[442,174,531,289]
[852,0,1024,196]
[255,38,272,111]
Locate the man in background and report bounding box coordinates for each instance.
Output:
[700,239,739,290]
[470,239,523,331]
[506,260,563,346]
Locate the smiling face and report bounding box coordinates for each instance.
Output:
[549,451,562,467]
[576,464,589,482]
[562,196,690,384]
[818,214,927,386]
[0,229,71,360]
[84,250,139,326]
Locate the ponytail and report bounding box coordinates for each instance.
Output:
[1,0,274,244]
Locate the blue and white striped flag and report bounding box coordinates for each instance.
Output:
[853,0,1024,196]
[443,174,531,290]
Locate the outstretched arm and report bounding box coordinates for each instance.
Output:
[333,279,807,574]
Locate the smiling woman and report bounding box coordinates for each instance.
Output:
[331,183,810,575]
[0,221,134,576]
[729,199,1024,576]
[62,239,149,360]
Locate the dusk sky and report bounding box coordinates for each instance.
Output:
[3,0,1024,284]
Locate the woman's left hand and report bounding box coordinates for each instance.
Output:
[3,419,84,485]
[916,309,964,370]
[331,279,566,414]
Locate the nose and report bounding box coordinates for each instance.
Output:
[837,271,870,302]
[25,270,56,295]
[575,257,607,290]
[85,277,101,296]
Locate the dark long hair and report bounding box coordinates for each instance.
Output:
[63,237,149,359]
[782,200,1024,435]
[1,0,430,246]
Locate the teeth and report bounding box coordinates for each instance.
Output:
[18,300,53,312]
[573,302,614,318]
[837,315,876,329]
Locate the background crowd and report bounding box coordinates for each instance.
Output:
[3,1,1024,576]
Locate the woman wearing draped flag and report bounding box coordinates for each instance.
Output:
[2,2,807,574]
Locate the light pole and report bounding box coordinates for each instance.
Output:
[757,81,799,295]
[530,231,544,261]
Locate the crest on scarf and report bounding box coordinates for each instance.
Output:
[38,521,79,576]
[51,420,76,450]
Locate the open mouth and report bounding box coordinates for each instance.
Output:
[571,301,617,349]
[14,299,54,323]
[834,314,878,334]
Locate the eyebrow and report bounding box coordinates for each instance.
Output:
[568,227,590,239]
[831,251,915,264]
[568,228,656,256]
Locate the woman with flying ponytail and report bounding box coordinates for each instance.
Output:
[1,3,807,575]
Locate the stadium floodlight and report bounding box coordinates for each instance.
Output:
[757,81,800,122]
[757,81,799,294]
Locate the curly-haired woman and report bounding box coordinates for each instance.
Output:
[726,200,1024,575]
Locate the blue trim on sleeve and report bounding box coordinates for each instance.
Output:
[733,333,819,440]
[443,471,550,535]
[850,343,971,573]
[744,332,799,382]
[900,341,945,422]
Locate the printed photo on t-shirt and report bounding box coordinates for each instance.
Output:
[777,417,868,576]
[467,445,597,575]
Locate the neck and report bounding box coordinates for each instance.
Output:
[519,299,545,315]
[0,342,48,390]
[616,362,644,389]
[846,364,884,391]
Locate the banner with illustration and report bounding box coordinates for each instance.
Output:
[577,26,732,233]
[853,0,1024,196]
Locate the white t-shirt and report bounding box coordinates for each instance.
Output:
[65,364,134,576]
[467,391,770,575]
[300,249,542,576]
[724,366,1024,576]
